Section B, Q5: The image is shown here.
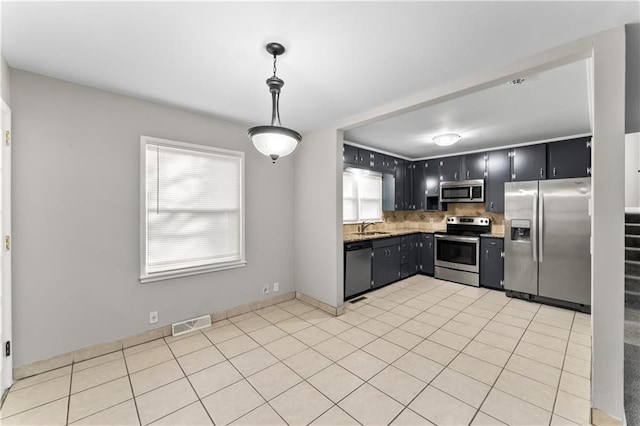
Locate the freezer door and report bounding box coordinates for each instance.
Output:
[538,178,591,305]
[504,181,538,295]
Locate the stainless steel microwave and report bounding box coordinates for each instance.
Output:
[440,179,484,203]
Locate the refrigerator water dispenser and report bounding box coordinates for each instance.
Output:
[510,219,531,241]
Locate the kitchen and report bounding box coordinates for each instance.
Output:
[342,59,592,312]
[0,2,634,425]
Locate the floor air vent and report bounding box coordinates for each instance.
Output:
[171,315,212,337]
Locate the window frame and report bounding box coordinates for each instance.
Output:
[342,168,383,224]
[140,135,246,283]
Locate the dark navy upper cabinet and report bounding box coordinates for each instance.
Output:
[404,162,415,210]
[343,145,359,165]
[511,144,546,181]
[383,155,396,173]
[485,149,511,213]
[461,152,486,180]
[547,137,592,179]
[439,156,461,182]
[394,158,405,210]
[413,161,426,211]
[425,159,441,211]
[370,151,386,170]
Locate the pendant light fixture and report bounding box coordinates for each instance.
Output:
[248,42,302,163]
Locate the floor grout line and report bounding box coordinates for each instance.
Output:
[3,276,594,426]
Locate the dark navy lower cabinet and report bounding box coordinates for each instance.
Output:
[480,237,504,290]
[420,233,435,276]
[372,237,401,288]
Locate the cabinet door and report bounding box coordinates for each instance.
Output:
[485,149,511,213]
[386,245,401,285]
[439,156,461,182]
[357,148,373,168]
[383,155,396,173]
[413,161,426,211]
[420,233,435,275]
[370,151,385,170]
[425,159,439,196]
[461,152,486,180]
[408,237,419,275]
[405,162,415,210]
[394,159,405,210]
[480,238,504,290]
[425,159,441,211]
[343,145,359,165]
[372,247,387,288]
[512,144,546,181]
[547,137,592,179]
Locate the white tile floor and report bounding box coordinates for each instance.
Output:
[0,276,592,425]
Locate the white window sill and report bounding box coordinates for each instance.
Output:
[140,261,247,284]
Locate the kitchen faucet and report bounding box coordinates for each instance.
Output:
[359,221,375,233]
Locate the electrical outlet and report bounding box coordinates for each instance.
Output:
[149,311,158,324]
[273,282,279,292]
[262,285,269,295]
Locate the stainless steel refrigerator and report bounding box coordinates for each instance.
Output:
[504,178,591,308]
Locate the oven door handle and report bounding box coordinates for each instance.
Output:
[434,235,479,243]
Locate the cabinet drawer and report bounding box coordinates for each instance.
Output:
[481,237,504,249]
[372,237,401,249]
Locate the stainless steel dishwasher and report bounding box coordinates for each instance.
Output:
[344,240,372,300]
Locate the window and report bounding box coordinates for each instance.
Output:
[343,169,383,223]
[140,136,245,283]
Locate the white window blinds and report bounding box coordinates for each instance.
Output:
[141,137,245,282]
[343,170,383,223]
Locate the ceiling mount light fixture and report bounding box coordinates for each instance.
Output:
[433,133,461,147]
[248,42,302,163]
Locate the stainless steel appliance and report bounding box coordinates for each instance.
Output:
[504,178,591,311]
[344,240,372,300]
[435,216,492,287]
[440,179,484,203]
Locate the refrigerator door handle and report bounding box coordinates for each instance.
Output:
[532,194,538,263]
[539,193,544,263]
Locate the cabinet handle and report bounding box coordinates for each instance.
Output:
[553,167,557,177]
[466,170,470,179]
[587,167,591,175]
[486,249,489,259]
[429,242,432,249]
[454,171,458,180]
[501,251,505,258]
[540,168,544,177]
[490,201,494,209]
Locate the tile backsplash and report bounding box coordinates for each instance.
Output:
[343,203,504,234]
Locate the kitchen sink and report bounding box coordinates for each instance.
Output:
[355,231,390,236]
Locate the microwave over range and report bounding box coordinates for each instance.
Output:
[440,179,484,203]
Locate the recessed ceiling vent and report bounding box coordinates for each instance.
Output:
[508,78,526,85]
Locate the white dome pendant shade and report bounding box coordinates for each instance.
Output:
[248,42,302,163]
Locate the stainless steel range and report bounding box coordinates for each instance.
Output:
[435,216,491,287]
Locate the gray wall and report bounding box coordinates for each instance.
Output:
[10,70,294,366]
[293,128,343,308]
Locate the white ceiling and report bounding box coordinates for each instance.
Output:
[2,2,639,158]
[344,59,592,158]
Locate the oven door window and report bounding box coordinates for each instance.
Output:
[442,186,470,200]
[437,239,477,265]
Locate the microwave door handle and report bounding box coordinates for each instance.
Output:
[532,195,538,263]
